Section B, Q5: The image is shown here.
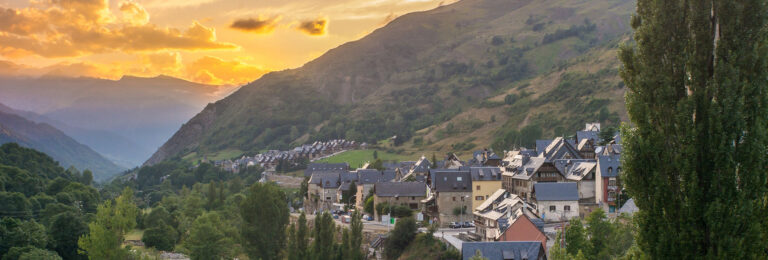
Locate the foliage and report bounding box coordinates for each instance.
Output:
[384,216,417,259]
[619,0,768,257]
[550,231,568,260]
[286,212,309,260]
[469,249,489,260]
[78,187,137,260]
[0,218,48,257]
[364,196,375,215]
[560,210,635,259]
[141,221,177,251]
[182,212,235,260]
[564,218,586,256]
[48,212,88,260]
[542,19,597,44]
[375,203,412,218]
[239,183,289,260]
[310,212,336,260]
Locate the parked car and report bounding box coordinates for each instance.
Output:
[462,221,474,228]
[333,215,339,219]
[449,222,461,228]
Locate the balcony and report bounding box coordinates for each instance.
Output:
[607,185,618,190]
[607,197,616,202]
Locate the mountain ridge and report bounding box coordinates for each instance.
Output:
[147,0,634,165]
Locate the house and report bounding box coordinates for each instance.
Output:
[373,182,427,218]
[533,182,579,222]
[461,241,547,260]
[304,162,349,177]
[472,189,540,242]
[354,169,397,211]
[498,212,547,250]
[335,171,360,204]
[469,149,501,166]
[595,154,622,213]
[501,151,545,201]
[307,172,341,212]
[428,169,473,226]
[554,159,598,217]
[618,198,638,216]
[470,167,503,209]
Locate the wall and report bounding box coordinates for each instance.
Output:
[537,200,579,222]
[373,194,424,219]
[435,191,473,226]
[471,180,502,210]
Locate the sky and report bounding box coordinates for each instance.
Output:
[0,0,455,86]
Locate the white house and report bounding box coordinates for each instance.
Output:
[534,182,580,222]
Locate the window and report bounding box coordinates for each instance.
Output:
[607,167,613,174]
[395,197,399,201]
[477,185,481,190]
[564,205,571,211]
[609,179,617,186]
[411,196,415,200]
[476,196,484,201]
[461,196,465,201]
[453,197,456,201]
[457,177,463,181]
[549,205,556,212]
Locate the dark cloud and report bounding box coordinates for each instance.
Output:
[229,16,280,34]
[297,17,328,36]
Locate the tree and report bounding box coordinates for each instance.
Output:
[310,212,336,260]
[368,159,384,170]
[373,150,378,160]
[80,170,93,186]
[384,217,417,259]
[564,218,586,256]
[431,153,438,168]
[619,0,768,258]
[598,126,617,145]
[78,187,137,260]
[13,247,62,260]
[364,196,374,215]
[550,231,569,260]
[49,212,88,260]
[144,206,173,229]
[239,183,289,260]
[0,218,48,257]
[286,212,309,260]
[469,249,489,260]
[141,220,177,251]
[183,212,235,260]
[585,209,611,259]
[341,212,364,260]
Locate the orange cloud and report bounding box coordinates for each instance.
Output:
[297,17,328,36]
[186,56,268,85]
[0,0,236,58]
[230,16,281,34]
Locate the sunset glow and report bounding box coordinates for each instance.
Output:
[0,0,455,85]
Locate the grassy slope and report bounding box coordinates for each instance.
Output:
[315,149,416,169]
[149,0,635,164]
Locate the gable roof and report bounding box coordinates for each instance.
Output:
[535,140,553,155]
[597,154,621,177]
[541,137,583,162]
[576,130,600,144]
[374,182,427,197]
[357,169,396,184]
[470,167,502,181]
[534,182,578,201]
[619,198,638,215]
[431,170,472,192]
[304,163,349,177]
[309,172,341,189]
[461,241,544,260]
[553,159,597,181]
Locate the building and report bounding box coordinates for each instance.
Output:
[428,169,473,226]
[498,212,547,251]
[307,172,342,212]
[373,182,427,218]
[304,162,349,177]
[470,167,503,209]
[501,150,545,201]
[461,241,547,260]
[595,154,622,213]
[354,169,396,210]
[533,182,579,222]
[554,159,598,217]
[472,189,541,242]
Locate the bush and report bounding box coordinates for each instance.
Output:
[385,217,418,259]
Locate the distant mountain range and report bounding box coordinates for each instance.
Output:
[148,0,633,165]
[0,103,124,181]
[0,75,237,168]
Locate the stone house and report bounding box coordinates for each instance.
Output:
[428,169,473,226]
[533,182,579,222]
[373,182,427,218]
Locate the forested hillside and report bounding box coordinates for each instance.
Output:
[148,0,634,165]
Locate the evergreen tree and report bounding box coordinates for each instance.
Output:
[384,217,417,259]
[48,212,88,260]
[295,213,309,259]
[183,212,235,260]
[431,153,438,168]
[619,0,768,258]
[311,212,336,260]
[564,218,586,256]
[585,209,611,259]
[550,231,569,260]
[78,187,137,260]
[239,183,289,260]
[341,212,364,260]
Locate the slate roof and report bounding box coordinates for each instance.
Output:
[553,159,597,181]
[432,170,472,192]
[374,182,426,197]
[503,154,546,181]
[470,167,502,181]
[534,182,578,201]
[576,131,600,144]
[619,198,638,215]
[535,140,553,155]
[541,137,583,162]
[597,154,621,177]
[304,163,349,177]
[461,241,544,260]
[357,169,396,184]
[309,172,341,189]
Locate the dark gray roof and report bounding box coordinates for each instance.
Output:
[432,170,472,192]
[357,169,396,184]
[541,137,582,162]
[576,131,600,144]
[597,154,621,177]
[470,167,502,181]
[534,182,578,201]
[461,241,544,260]
[309,172,341,189]
[535,140,553,154]
[374,182,426,197]
[304,163,349,177]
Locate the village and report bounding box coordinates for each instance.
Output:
[291,123,636,259]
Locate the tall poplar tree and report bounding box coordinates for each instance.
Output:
[619,0,768,258]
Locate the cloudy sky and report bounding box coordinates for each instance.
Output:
[0,0,454,85]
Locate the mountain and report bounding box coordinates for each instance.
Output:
[147,0,634,165]
[0,103,125,181]
[0,75,237,167]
